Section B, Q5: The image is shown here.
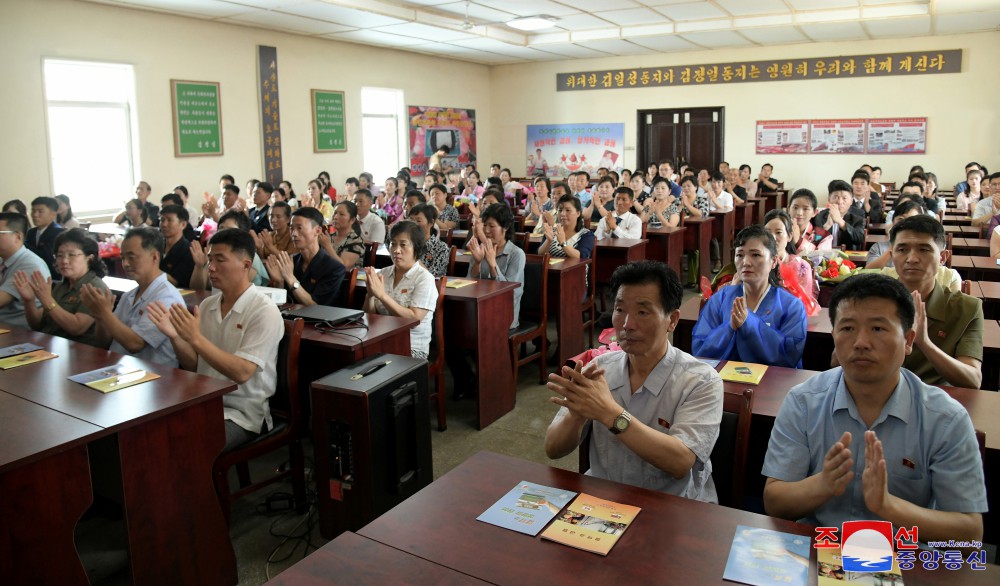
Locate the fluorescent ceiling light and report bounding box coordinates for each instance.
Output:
[508,16,558,31]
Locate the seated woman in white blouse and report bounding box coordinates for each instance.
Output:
[363,221,438,359]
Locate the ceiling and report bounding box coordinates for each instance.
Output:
[83,0,1000,65]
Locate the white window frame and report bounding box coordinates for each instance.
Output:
[360,87,407,184]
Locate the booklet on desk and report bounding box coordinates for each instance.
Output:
[445,279,476,289]
[722,525,810,586]
[476,481,577,536]
[817,547,903,585]
[718,361,768,385]
[69,365,161,393]
[0,342,43,358]
[539,493,640,556]
[0,349,57,369]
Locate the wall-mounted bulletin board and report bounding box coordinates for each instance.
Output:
[756,117,927,155]
[170,80,223,157]
[311,89,346,153]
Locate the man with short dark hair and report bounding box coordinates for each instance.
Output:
[0,212,50,327]
[574,171,593,207]
[545,260,723,500]
[247,182,273,233]
[352,189,386,244]
[763,274,986,542]
[148,228,283,450]
[812,180,866,250]
[81,227,184,366]
[850,169,882,224]
[883,215,983,388]
[264,207,344,307]
[752,163,780,195]
[159,205,195,288]
[27,196,64,278]
[114,181,159,227]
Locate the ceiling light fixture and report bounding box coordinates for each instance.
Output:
[507,15,558,31]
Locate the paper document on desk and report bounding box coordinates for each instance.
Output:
[540,493,640,556]
[548,258,565,265]
[0,349,57,369]
[70,365,160,393]
[0,342,43,358]
[722,525,810,586]
[477,481,577,536]
[719,361,768,385]
[445,279,476,289]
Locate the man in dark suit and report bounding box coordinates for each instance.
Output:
[247,182,273,234]
[26,196,65,278]
[812,180,866,251]
[850,169,883,224]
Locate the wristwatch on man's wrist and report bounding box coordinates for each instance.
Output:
[291,281,301,290]
[609,410,632,435]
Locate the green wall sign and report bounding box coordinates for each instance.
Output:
[311,89,346,153]
[171,80,223,156]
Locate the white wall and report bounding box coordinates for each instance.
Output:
[490,31,1000,198]
[0,0,493,209]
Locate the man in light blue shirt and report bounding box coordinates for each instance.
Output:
[81,227,184,367]
[0,212,50,328]
[573,171,592,208]
[762,274,986,542]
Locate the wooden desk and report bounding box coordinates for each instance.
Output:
[868,222,889,235]
[266,531,486,585]
[952,237,990,257]
[359,451,997,585]
[682,216,715,281]
[594,238,646,290]
[710,210,735,265]
[644,225,685,275]
[952,255,977,281]
[88,222,126,236]
[733,202,755,234]
[971,256,1000,282]
[943,215,974,226]
[0,326,238,585]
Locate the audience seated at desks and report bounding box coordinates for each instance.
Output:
[850,169,883,224]
[678,175,708,220]
[953,161,983,196]
[760,210,818,303]
[385,190,426,243]
[540,195,595,265]
[55,194,80,230]
[692,225,807,368]
[376,176,403,224]
[274,180,297,209]
[304,179,333,223]
[247,181,273,234]
[429,183,459,232]
[202,184,241,225]
[26,196,64,279]
[627,174,648,211]
[762,274,986,542]
[460,170,484,204]
[351,189,385,245]
[191,211,270,291]
[749,163,780,196]
[266,207,344,307]
[161,193,199,242]
[114,181,160,227]
[466,189,503,226]
[972,172,1000,227]
[2,199,27,216]
[81,227,184,367]
[866,199,925,268]
[812,180,867,251]
[955,167,984,214]
[363,221,437,359]
[545,261,723,501]
[325,201,364,270]
[147,228,283,451]
[851,215,982,389]
[569,171,592,207]
[595,187,642,240]
[583,177,616,224]
[532,181,571,236]
[15,228,108,347]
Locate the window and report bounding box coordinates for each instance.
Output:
[43,60,140,215]
[360,87,406,184]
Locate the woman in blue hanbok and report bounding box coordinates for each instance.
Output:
[692,225,807,368]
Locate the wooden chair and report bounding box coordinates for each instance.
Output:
[711,388,754,509]
[338,266,359,309]
[581,246,598,348]
[962,280,971,295]
[438,228,452,247]
[427,277,448,431]
[212,318,306,524]
[509,254,550,385]
[514,232,530,252]
[945,233,954,268]
[363,242,378,267]
[446,245,457,277]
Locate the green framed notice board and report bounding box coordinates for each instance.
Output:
[311,89,346,153]
[171,80,223,157]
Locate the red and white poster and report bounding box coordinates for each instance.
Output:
[755,120,809,154]
[866,118,927,154]
[809,119,866,154]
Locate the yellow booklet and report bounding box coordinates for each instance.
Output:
[445,279,476,289]
[548,258,565,265]
[719,361,768,385]
[0,349,58,369]
[540,493,641,556]
[85,370,160,393]
[0,328,9,335]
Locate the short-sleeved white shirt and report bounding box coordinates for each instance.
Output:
[358,212,386,244]
[709,190,734,212]
[111,272,184,367]
[197,285,284,433]
[373,263,437,356]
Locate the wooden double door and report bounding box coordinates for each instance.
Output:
[637,107,724,173]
